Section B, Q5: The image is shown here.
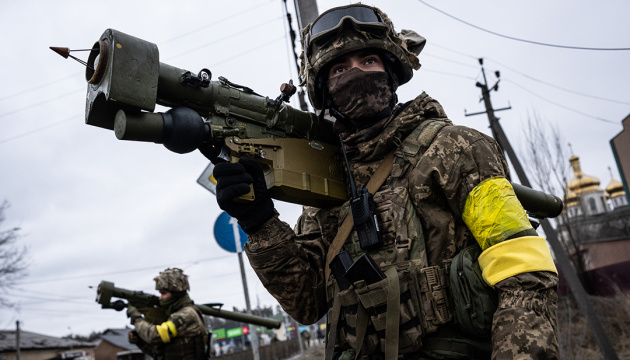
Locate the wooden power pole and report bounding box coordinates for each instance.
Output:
[466,58,618,360]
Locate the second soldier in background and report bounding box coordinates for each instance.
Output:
[127,268,208,360]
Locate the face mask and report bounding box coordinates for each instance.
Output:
[328,68,393,124]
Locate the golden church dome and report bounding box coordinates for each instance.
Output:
[564,187,580,208]
[606,177,625,198]
[567,155,601,194]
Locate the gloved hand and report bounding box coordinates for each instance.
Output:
[128,331,139,344]
[213,157,275,232]
[126,305,142,324]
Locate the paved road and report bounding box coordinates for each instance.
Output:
[286,340,325,359]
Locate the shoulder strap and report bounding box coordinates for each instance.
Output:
[400,119,450,161]
[324,151,396,281]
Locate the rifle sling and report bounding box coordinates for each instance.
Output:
[325,151,396,282]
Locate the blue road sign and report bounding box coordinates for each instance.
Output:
[213,211,248,253]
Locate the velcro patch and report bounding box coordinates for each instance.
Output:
[175,316,185,327]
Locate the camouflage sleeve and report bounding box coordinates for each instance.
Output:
[430,125,510,216]
[133,317,164,346]
[492,271,559,359]
[133,306,204,345]
[420,125,559,358]
[244,207,339,324]
[167,306,206,339]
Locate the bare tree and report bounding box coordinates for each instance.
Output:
[520,111,591,290]
[0,200,29,307]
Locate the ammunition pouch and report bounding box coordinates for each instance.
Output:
[163,333,206,360]
[449,245,497,338]
[331,260,453,355]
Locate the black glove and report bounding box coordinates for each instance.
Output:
[213,157,275,232]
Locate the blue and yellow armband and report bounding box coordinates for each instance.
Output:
[463,178,557,286]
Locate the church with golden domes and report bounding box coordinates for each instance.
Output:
[556,154,630,295]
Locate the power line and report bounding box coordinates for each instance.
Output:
[0,8,280,106]
[0,116,77,145]
[188,36,287,69]
[0,22,286,145]
[19,256,232,285]
[165,16,283,61]
[424,42,630,106]
[503,78,619,124]
[159,1,275,45]
[0,90,82,119]
[0,314,18,331]
[428,42,479,60]
[1,40,285,147]
[0,17,282,123]
[422,52,479,69]
[416,0,630,51]
[0,72,83,102]
[485,58,630,106]
[4,292,89,304]
[421,67,476,81]
[8,287,91,303]
[4,306,109,317]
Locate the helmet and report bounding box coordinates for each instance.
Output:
[299,4,426,110]
[154,268,190,292]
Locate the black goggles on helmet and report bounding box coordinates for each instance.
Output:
[309,5,388,45]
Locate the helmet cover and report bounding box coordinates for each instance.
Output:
[299,4,426,110]
[154,268,190,292]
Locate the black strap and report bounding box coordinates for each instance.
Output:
[422,336,491,359]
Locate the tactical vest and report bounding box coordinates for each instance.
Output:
[326,120,492,359]
[163,333,206,360]
[163,307,209,360]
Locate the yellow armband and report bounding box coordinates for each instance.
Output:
[463,178,532,250]
[478,236,557,286]
[156,320,178,343]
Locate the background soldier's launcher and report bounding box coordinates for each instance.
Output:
[53,28,563,218]
[96,280,281,329]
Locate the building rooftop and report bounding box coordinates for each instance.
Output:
[0,330,97,351]
[99,328,140,351]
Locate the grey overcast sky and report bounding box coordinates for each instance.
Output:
[1,0,628,337]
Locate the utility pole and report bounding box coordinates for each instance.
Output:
[282,0,311,112]
[293,0,319,30]
[289,0,319,112]
[230,217,260,360]
[16,320,21,360]
[466,58,619,360]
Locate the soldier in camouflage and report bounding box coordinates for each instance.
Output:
[213,4,559,359]
[127,268,208,360]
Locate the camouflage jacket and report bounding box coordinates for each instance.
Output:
[133,298,207,360]
[245,93,558,359]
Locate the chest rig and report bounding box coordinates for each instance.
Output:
[163,306,209,360]
[325,120,454,359]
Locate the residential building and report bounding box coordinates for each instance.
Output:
[0,329,95,360]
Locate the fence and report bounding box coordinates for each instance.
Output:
[213,337,301,360]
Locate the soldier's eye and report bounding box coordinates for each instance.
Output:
[364,55,382,66]
[329,65,347,78]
